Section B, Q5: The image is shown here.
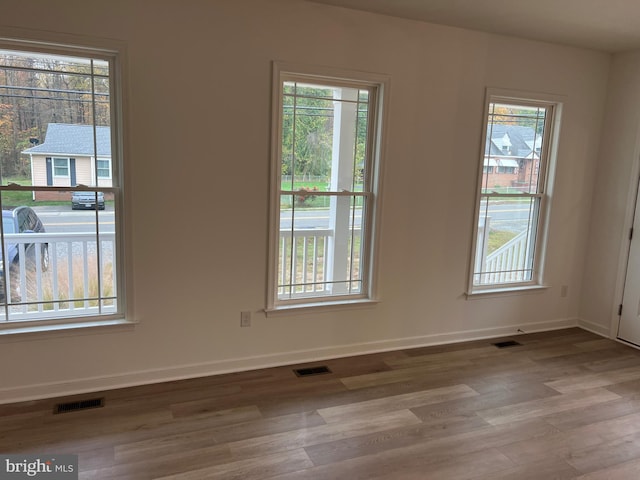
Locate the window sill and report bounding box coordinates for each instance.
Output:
[465,284,549,300]
[0,318,137,340]
[265,298,380,317]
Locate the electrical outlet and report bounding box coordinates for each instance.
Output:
[561,285,568,298]
[240,311,251,327]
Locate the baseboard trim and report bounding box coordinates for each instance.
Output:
[577,318,611,338]
[0,317,580,404]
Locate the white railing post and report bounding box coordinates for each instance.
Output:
[475,216,491,284]
[481,230,528,285]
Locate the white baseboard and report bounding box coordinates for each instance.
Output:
[577,318,611,338]
[0,317,580,404]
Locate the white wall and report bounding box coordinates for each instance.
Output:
[580,52,640,336]
[0,0,610,402]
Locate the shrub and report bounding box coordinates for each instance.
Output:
[296,186,319,206]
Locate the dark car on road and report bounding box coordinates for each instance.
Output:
[0,206,49,301]
[72,191,105,210]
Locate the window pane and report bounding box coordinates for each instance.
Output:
[483,103,547,195]
[0,45,121,326]
[280,98,295,191]
[97,202,117,312]
[354,99,369,192]
[281,82,369,194]
[294,91,330,185]
[97,159,110,178]
[278,194,330,299]
[278,193,365,300]
[0,51,111,187]
[0,191,116,319]
[474,196,539,285]
[53,158,68,177]
[327,194,365,294]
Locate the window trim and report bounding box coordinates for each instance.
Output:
[266,62,389,313]
[52,157,70,178]
[0,34,130,334]
[467,88,563,296]
[96,157,112,179]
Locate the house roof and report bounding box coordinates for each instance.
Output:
[22,123,111,157]
[484,158,519,167]
[486,125,540,159]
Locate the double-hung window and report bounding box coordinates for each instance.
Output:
[53,158,70,178]
[268,64,387,311]
[0,39,125,331]
[97,158,111,179]
[469,91,560,293]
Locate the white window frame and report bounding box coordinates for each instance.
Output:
[53,157,70,178]
[468,89,562,295]
[96,157,111,179]
[0,36,128,334]
[266,62,388,313]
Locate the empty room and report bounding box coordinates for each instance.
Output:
[2,0,640,478]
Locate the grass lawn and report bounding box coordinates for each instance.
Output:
[487,230,517,254]
[2,177,38,206]
[0,176,75,207]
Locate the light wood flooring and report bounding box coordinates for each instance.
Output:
[4,328,640,479]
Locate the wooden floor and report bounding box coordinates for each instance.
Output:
[5,328,640,479]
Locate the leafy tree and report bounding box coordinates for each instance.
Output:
[281,84,369,188]
[490,104,546,135]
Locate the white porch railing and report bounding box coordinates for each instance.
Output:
[279,228,332,297]
[480,230,530,284]
[278,227,363,298]
[0,231,117,321]
[281,226,532,294]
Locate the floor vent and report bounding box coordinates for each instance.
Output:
[293,366,332,377]
[493,340,522,349]
[54,397,105,414]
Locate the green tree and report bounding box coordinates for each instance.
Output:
[282,84,369,186]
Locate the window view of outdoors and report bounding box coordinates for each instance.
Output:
[0,47,119,324]
[473,101,551,287]
[276,78,375,303]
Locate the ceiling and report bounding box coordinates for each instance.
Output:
[306,0,640,53]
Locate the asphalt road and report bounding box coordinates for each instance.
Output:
[29,207,115,264]
[33,206,115,233]
[31,202,534,234]
[479,202,535,232]
[280,203,534,231]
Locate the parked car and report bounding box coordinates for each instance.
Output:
[0,206,49,302]
[72,191,105,210]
